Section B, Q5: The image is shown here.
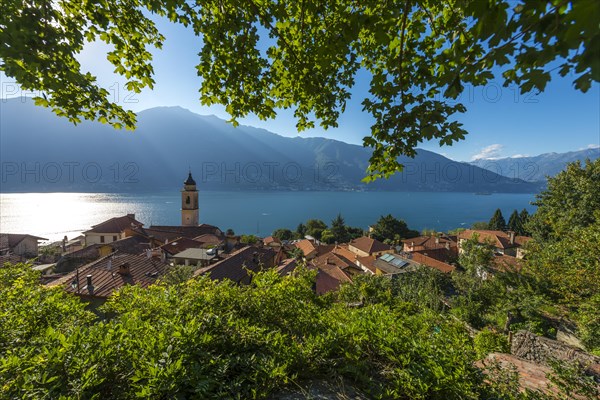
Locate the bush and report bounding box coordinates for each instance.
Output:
[473,329,509,359]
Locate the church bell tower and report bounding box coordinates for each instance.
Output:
[181,171,199,226]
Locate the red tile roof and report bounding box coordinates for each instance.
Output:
[103,235,154,255]
[263,236,282,245]
[193,234,223,247]
[313,265,352,295]
[492,255,524,272]
[195,246,276,284]
[349,236,391,255]
[132,225,223,243]
[331,245,358,262]
[295,239,317,257]
[356,255,377,274]
[0,233,49,248]
[311,253,355,271]
[411,251,456,273]
[276,258,298,276]
[401,235,457,250]
[47,252,169,299]
[160,237,204,255]
[0,254,31,266]
[84,215,143,234]
[458,230,531,249]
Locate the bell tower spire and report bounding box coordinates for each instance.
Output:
[181,171,199,226]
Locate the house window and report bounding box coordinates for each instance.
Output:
[113,235,118,242]
[100,236,105,243]
[186,196,190,205]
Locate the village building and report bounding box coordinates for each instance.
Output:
[0,233,48,258]
[294,239,334,260]
[159,237,205,263]
[262,236,282,249]
[0,253,29,266]
[313,264,353,295]
[194,246,276,284]
[401,234,458,253]
[83,214,143,246]
[194,233,225,248]
[409,249,457,273]
[172,248,219,268]
[348,236,393,257]
[275,258,298,276]
[47,252,169,302]
[458,230,531,258]
[357,253,420,275]
[311,247,363,277]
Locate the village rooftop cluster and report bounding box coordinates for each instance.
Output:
[1,171,533,303]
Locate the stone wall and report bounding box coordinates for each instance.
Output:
[511,330,600,377]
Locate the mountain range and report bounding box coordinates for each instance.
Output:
[0,98,590,193]
[470,148,599,182]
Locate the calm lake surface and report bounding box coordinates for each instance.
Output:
[0,191,537,243]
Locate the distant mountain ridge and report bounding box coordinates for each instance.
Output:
[1,98,540,193]
[470,149,600,182]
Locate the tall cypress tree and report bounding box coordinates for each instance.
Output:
[519,209,530,236]
[330,213,349,243]
[507,209,522,234]
[488,208,507,231]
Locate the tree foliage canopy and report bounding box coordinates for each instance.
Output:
[488,208,507,231]
[370,214,418,243]
[1,0,598,178]
[527,159,600,241]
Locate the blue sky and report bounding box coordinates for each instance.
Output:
[2,15,599,162]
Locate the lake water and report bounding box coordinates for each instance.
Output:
[0,191,537,243]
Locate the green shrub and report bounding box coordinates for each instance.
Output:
[473,329,509,359]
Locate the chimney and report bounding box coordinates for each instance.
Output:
[435,237,440,244]
[146,249,152,259]
[119,262,130,275]
[445,242,450,250]
[127,213,135,219]
[86,275,94,294]
[509,231,515,245]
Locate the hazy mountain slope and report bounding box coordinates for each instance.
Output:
[470,149,600,182]
[0,98,538,193]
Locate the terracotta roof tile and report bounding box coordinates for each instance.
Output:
[104,235,153,255]
[84,215,143,234]
[0,254,31,266]
[132,225,223,243]
[195,246,275,284]
[47,252,169,299]
[458,230,531,249]
[0,233,49,248]
[263,236,282,245]
[276,258,298,276]
[349,236,391,255]
[193,234,224,247]
[160,237,204,255]
[492,254,523,272]
[312,264,352,294]
[401,235,457,250]
[357,255,377,273]
[295,239,317,257]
